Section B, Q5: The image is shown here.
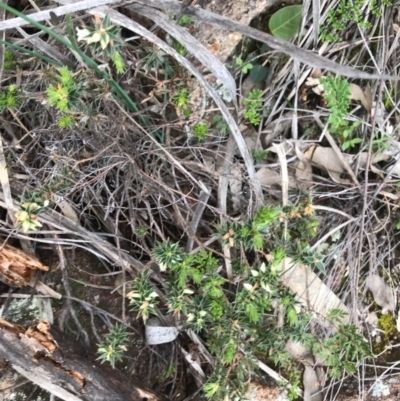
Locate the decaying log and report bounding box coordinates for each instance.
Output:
[0,241,61,299]
[0,319,169,401]
[0,241,48,287]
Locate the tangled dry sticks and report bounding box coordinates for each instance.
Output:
[1,0,400,400]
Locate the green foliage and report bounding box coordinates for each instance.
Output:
[46,66,83,112]
[111,52,125,74]
[139,46,171,75]
[173,87,191,110]
[97,324,129,368]
[58,114,75,129]
[192,121,209,140]
[250,64,268,83]
[15,199,49,233]
[319,0,392,42]
[291,243,326,274]
[213,114,230,136]
[269,5,302,41]
[4,49,14,70]
[251,149,269,163]
[0,84,20,112]
[176,15,196,26]
[312,321,371,378]
[372,133,390,153]
[321,76,361,151]
[172,39,188,57]
[76,13,125,72]
[127,271,159,322]
[147,200,372,400]
[235,57,253,74]
[243,88,263,125]
[157,363,177,382]
[135,225,148,238]
[153,239,185,271]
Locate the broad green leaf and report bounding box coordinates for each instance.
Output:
[269,5,302,41]
[250,64,268,83]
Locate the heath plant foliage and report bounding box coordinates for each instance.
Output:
[243,88,263,125]
[15,199,49,233]
[319,0,392,42]
[0,3,383,400]
[0,84,20,112]
[97,324,129,368]
[321,76,362,151]
[115,202,371,399]
[76,13,125,73]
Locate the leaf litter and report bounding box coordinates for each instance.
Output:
[2,0,400,400]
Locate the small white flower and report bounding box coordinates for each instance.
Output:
[127,291,141,298]
[76,28,91,42]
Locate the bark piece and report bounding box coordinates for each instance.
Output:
[0,319,168,401]
[0,241,48,287]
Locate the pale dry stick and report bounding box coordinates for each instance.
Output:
[291,60,300,140]
[125,2,238,110]
[218,134,236,282]
[0,0,6,83]
[272,143,289,207]
[312,205,354,220]
[55,2,263,206]
[16,26,74,68]
[311,218,357,251]
[272,143,289,330]
[111,100,215,197]
[12,365,83,401]
[0,294,57,297]
[0,0,131,30]
[313,114,360,186]
[0,136,14,212]
[239,347,304,398]
[185,185,211,253]
[133,0,400,80]
[0,136,38,255]
[351,33,386,334]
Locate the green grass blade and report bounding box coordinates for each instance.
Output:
[0,39,63,67]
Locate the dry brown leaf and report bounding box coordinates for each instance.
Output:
[363,84,373,114]
[256,167,298,188]
[295,146,314,188]
[349,83,370,112]
[305,77,324,95]
[311,147,352,184]
[285,340,313,364]
[311,68,322,78]
[303,366,323,401]
[52,195,79,224]
[366,274,395,314]
[255,167,281,186]
[306,77,371,112]
[278,258,350,328]
[236,124,259,156]
[228,165,242,212]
